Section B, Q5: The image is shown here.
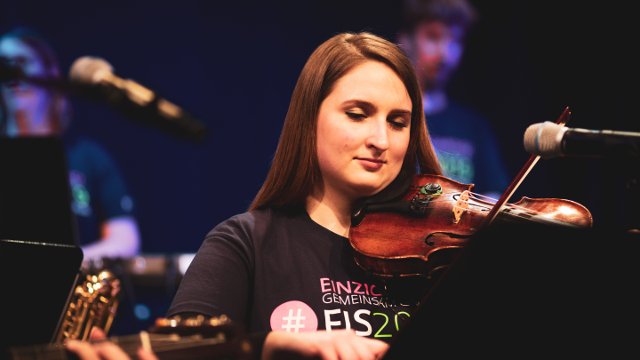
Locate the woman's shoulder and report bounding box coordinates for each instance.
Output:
[207,207,304,240]
[207,208,273,235]
[224,208,274,226]
[227,207,303,224]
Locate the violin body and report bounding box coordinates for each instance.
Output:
[349,174,593,279]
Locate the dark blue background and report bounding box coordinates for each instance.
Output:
[2,0,636,257]
[2,0,638,337]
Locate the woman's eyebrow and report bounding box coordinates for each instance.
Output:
[342,99,375,111]
[342,100,411,115]
[389,109,411,116]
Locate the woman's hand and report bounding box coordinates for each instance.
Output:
[262,329,389,360]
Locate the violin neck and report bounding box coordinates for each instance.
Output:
[496,206,575,228]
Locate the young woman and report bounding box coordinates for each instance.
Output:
[166,31,441,359]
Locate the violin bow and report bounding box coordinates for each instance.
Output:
[481,106,572,227]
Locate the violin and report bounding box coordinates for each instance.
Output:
[349,107,592,280]
[349,174,593,280]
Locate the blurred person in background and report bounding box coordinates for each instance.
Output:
[398,0,510,199]
[0,26,141,268]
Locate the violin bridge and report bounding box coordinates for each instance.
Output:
[452,190,470,224]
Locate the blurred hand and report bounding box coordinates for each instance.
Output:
[262,329,389,360]
[65,327,158,360]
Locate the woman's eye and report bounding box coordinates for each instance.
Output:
[389,117,409,129]
[346,112,366,120]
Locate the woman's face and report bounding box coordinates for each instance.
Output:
[316,60,412,202]
[0,37,53,136]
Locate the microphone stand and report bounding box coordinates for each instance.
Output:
[1,70,207,142]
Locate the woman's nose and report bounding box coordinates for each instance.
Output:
[365,118,390,151]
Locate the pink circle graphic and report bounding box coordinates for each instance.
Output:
[270,300,318,332]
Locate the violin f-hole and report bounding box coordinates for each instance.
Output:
[424,231,470,246]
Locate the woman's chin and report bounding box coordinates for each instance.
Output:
[349,181,389,198]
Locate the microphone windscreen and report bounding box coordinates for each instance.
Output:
[69,56,113,84]
[523,121,567,158]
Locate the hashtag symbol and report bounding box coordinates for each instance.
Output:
[280,308,306,332]
[270,300,318,332]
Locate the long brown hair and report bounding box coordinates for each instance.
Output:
[250,32,441,211]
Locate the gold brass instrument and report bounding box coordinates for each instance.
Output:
[54,269,121,342]
[52,253,195,344]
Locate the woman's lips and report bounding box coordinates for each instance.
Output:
[355,157,385,171]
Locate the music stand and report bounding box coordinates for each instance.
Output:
[383,221,640,358]
[0,239,83,359]
[0,137,83,359]
[0,137,77,246]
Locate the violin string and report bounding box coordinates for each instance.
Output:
[467,192,499,204]
[423,190,537,214]
[417,190,573,226]
[436,200,571,226]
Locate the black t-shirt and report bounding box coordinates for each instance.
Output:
[65,137,135,245]
[168,208,425,342]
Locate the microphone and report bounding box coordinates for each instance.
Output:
[69,56,207,142]
[523,121,640,159]
[0,60,71,90]
[0,60,25,82]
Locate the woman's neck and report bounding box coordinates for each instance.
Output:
[306,189,354,238]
